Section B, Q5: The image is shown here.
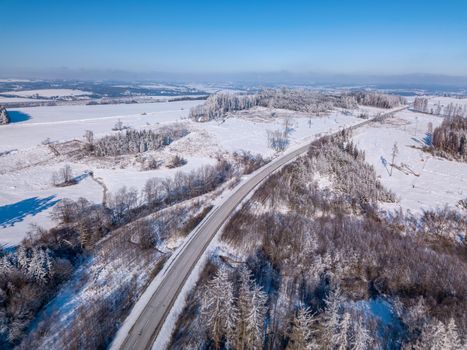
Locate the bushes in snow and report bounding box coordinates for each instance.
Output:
[232,151,269,174]
[91,125,189,157]
[51,164,76,187]
[166,155,187,168]
[112,118,129,131]
[267,129,289,151]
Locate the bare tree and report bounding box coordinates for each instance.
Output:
[84,130,94,144]
[283,116,293,136]
[52,164,75,186]
[83,130,94,151]
[112,119,125,131]
[390,142,399,177]
[267,129,289,151]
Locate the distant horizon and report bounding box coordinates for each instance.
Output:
[1,68,467,87]
[1,0,466,79]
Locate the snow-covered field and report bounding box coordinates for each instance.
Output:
[353,109,467,213]
[1,100,440,247]
[0,88,92,98]
[0,96,49,103]
[426,95,467,108]
[0,101,200,150]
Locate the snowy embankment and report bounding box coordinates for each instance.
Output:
[353,109,467,213]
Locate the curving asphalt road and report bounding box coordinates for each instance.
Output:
[116,106,407,350]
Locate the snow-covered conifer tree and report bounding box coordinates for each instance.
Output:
[200,266,238,349]
[287,305,317,350]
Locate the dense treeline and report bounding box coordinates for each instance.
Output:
[431,116,467,161]
[189,89,358,122]
[170,133,465,349]
[89,125,189,157]
[413,97,467,117]
[189,89,406,122]
[352,91,406,109]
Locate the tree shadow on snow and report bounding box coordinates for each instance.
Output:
[423,132,433,146]
[0,195,60,228]
[380,156,391,176]
[411,137,422,144]
[72,172,90,184]
[7,111,31,123]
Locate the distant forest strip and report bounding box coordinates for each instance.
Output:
[189,89,406,121]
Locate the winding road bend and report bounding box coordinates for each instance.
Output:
[115,106,407,350]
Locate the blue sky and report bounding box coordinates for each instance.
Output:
[1,0,467,76]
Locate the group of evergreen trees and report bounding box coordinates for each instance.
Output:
[88,126,189,157]
[352,91,406,109]
[0,229,77,347]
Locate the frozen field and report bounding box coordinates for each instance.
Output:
[0,101,394,246]
[0,88,92,98]
[0,101,201,150]
[427,95,467,108]
[353,109,467,213]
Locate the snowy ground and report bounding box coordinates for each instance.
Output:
[426,95,467,109]
[0,88,92,98]
[0,96,49,103]
[0,101,383,246]
[0,101,200,150]
[353,109,467,214]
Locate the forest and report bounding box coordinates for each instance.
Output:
[85,125,189,157]
[1,155,268,349]
[189,90,405,122]
[431,116,467,161]
[169,132,466,350]
[413,97,467,118]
